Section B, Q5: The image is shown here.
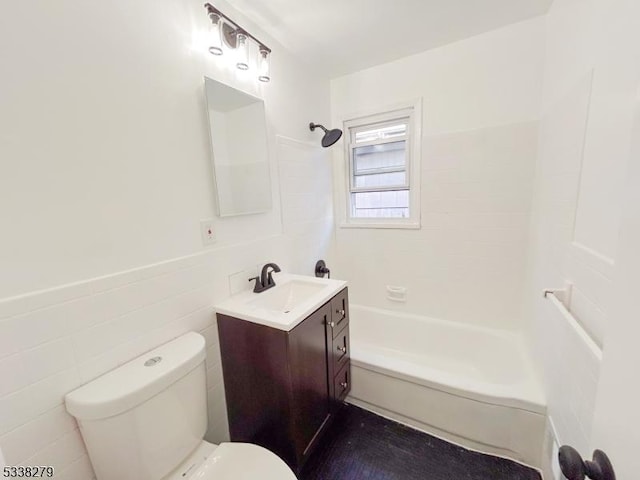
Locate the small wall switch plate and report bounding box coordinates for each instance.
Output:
[200,219,216,246]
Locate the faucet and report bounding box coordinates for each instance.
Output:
[249,263,281,293]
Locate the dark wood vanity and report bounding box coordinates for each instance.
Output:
[217,287,351,472]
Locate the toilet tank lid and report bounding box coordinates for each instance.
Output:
[65,332,206,420]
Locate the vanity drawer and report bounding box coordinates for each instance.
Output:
[332,325,350,370]
[333,361,351,403]
[330,288,349,338]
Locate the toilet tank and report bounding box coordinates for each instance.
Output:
[65,333,208,480]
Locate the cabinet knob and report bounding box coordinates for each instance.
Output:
[337,309,345,317]
[340,381,348,390]
[328,321,335,328]
[337,346,347,353]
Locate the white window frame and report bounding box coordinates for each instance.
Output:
[339,99,422,229]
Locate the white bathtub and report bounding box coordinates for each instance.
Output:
[347,305,547,467]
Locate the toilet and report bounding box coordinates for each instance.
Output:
[65,332,297,480]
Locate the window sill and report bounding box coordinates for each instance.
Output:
[339,221,421,230]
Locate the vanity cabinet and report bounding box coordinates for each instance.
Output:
[217,287,351,472]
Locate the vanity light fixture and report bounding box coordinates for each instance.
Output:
[235,32,249,70]
[204,3,272,82]
[207,11,223,55]
[258,45,271,82]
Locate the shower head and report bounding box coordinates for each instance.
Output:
[309,122,343,148]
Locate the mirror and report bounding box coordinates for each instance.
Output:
[204,77,272,216]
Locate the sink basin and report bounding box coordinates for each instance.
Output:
[214,273,347,331]
[248,280,326,313]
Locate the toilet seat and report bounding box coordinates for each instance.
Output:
[189,443,297,480]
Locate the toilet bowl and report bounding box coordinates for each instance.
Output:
[167,441,296,480]
[65,332,296,480]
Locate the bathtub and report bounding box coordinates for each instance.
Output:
[347,305,547,467]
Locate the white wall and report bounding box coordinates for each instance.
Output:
[330,18,545,330]
[525,0,639,475]
[0,0,333,477]
[0,0,332,298]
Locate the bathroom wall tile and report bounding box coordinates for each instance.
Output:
[527,71,607,466]
[206,383,228,441]
[568,287,605,348]
[54,454,95,480]
[205,344,222,371]
[229,268,259,296]
[0,282,94,322]
[75,344,128,384]
[0,389,35,435]
[200,325,219,350]
[277,137,333,235]
[154,307,214,345]
[72,283,214,363]
[535,289,601,460]
[21,339,76,385]
[27,368,82,417]
[206,362,223,391]
[82,261,213,329]
[21,428,86,471]
[71,318,125,365]
[89,280,166,325]
[10,295,110,353]
[88,253,193,296]
[0,406,77,465]
[335,121,538,331]
[0,317,29,359]
[565,247,612,315]
[177,307,215,335]
[0,354,27,397]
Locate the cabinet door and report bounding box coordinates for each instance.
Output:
[288,303,332,465]
[217,315,295,465]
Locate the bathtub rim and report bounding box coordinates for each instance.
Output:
[351,351,546,414]
[348,304,547,415]
[347,362,547,468]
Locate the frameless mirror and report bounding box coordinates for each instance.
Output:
[204,77,272,216]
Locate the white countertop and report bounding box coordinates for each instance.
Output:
[214,273,347,331]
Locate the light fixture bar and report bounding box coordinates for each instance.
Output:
[204,3,271,54]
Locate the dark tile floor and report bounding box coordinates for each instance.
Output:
[300,404,542,480]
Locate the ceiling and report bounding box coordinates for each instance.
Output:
[225,0,553,78]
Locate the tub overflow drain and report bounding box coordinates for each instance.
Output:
[144,356,162,367]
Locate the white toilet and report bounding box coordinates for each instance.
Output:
[65,332,297,480]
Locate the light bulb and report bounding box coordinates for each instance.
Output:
[208,13,223,56]
[258,46,270,82]
[236,32,249,70]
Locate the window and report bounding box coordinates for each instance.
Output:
[342,104,421,228]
